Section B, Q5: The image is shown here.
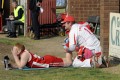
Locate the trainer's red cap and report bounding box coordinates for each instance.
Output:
[61,13,67,20]
[62,15,75,23]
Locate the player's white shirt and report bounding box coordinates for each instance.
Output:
[68,24,101,54]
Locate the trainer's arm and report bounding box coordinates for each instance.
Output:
[66,28,77,52]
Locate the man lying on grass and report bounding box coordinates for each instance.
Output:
[10,43,72,69]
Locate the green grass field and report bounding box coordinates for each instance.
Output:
[0,36,120,80]
[0,67,120,80]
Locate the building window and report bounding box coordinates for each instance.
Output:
[56,0,67,8]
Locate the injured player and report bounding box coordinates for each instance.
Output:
[10,43,72,69]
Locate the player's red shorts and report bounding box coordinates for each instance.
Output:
[26,54,64,68]
[42,55,64,67]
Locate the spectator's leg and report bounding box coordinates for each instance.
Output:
[31,12,40,40]
[10,20,23,38]
[7,20,11,32]
[6,20,13,37]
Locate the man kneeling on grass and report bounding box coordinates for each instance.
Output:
[10,43,72,69]
[62,15,108,68]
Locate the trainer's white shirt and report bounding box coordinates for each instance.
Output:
[68,24,101,54]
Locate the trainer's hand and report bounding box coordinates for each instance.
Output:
[64,37,69,43]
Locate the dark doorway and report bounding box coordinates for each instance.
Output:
[2,0,10,25]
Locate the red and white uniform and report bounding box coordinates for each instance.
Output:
[68,23,101,55]
[67,24,102,67]
[26,53,64,68]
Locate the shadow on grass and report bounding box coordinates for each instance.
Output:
[109,56,120,67]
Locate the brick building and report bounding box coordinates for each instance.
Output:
[0,0,119,56]
[67,0,120,56]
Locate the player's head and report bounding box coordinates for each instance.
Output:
[12,0,18,8]
[15,43,25,51]
[12,43,25,56]
[62,15,75,30]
